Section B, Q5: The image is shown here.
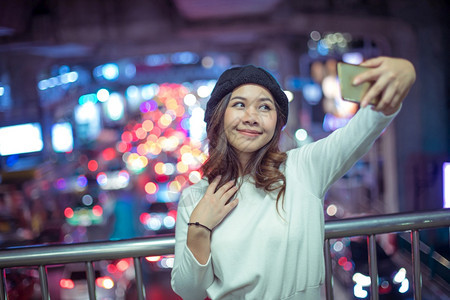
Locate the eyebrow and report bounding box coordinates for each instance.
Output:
[230,96,275,104]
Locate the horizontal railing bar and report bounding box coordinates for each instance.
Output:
[0,209,448,269]
[325,208,450,239]
[0,235,175,268]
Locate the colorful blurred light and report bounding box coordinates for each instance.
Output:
[158,114,173,128]
[183,94,197,106]
[102,148,116,161]
[118,170,130,183]
[60,279,75,289]
[189,171,202,183]
[116,141,130,153]
[121,131,133,143]
[140,212,150,224]
[88,160,98,172]
[126,85,140,101]
[51,122,74,153]
[444,162,450,208]
[77,175,88,188]
[82,194,93,206]
[55,178,67,190]
[136,144,148,156]
[96,276,114,289]
[145,256,161,262]
[135,127,147,139]
[97,172,108,186]
[163,216,176,228]
[105,93,124,121]
[176,162,189,173]
[78,93,98,105]
[116,259,129,272]
[92,205,103,216]
[101,63,119,80]
[96,88,110,102]
[145,182,158,194]
[154,162,165,175]
[168,181,181,192]
[142,120,154,131]
[64,207,74,219]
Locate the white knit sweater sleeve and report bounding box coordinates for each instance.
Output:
[290,106,400,199]
[171,186,214,300]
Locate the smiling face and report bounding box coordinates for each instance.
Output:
[223,84,278,166]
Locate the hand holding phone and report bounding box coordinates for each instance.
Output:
[338,57,415,115]
[337,62,378,105]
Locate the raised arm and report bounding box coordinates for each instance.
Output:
[291,57,415,198]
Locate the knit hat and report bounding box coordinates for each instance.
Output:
[204,65,289,126]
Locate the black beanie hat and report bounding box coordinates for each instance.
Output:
[204,65,289,126]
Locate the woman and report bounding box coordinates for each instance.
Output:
[171,57,416,299]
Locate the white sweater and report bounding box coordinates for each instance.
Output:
[171,106,398,300]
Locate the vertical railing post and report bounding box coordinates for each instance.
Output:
[368,235,379,300]
[38,265,50,300]
[86,261,97,300]
[411,230,422,299]
[134,257,146,300]
[0,268,6,300]
[324,239,334,300]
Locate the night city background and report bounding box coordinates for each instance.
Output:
[0,0,448,299]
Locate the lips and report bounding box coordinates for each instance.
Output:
[236,128,262,136]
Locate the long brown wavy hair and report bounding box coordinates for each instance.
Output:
[201,91,288,211]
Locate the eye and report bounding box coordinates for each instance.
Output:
[231,102,245,108]
[259,104,272,111]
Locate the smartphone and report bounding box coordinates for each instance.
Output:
[337,62,377,104]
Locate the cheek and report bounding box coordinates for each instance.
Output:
[262,113,277,133]
[224,109,240,129]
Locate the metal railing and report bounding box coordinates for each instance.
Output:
[0,208,449,300]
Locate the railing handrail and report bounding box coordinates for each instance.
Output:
[0,208,448,269]
[324,208,450,239]
[0,235,175,268]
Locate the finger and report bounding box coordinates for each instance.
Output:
[386,92,402,111]
[359,57,384,68]
[215,180,236,197]
[360,74,390,107]
[374,91,401,114]
[353,68,382,86]
[220,185,238,205]
[224,197,239,213]
[377,81,397,107]
[206,176,222,195]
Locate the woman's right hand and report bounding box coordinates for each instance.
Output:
[186,176,238,264]
[189,176,239,231]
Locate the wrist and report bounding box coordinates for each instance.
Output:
[188,221,212,233]
[381,103,401,116]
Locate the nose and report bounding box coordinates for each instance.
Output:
[242,107,259,125]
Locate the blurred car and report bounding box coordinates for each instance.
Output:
[64,204,104,227]
[139,202,177,235]
[331,238,412,299]
[60,263,119,300]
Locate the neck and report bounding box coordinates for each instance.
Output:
[237,152,252,174]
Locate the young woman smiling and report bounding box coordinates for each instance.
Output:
[171,57,416,300]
